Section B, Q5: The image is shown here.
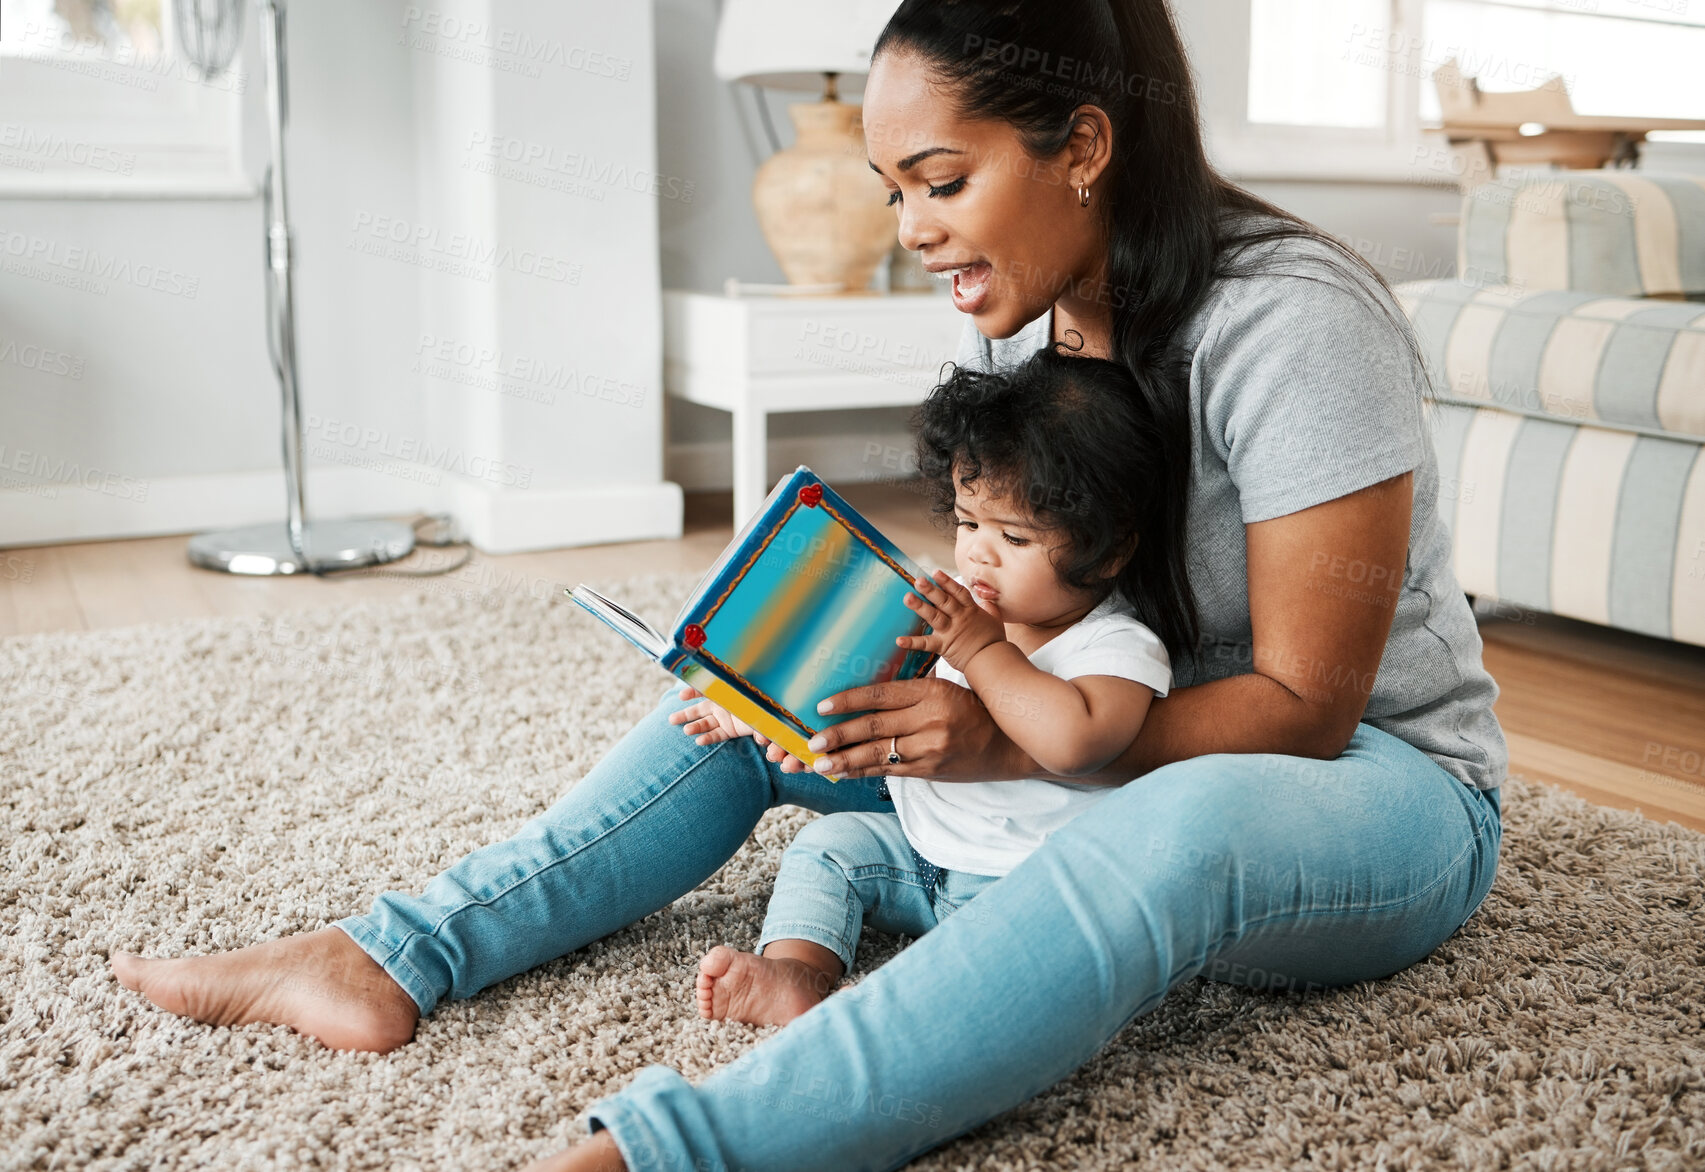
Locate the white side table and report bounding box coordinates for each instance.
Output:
[663,290,967,524]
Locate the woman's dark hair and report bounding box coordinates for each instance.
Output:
[871,0,1423,368]
[915,345,1200,658]
[875,0,1430,663]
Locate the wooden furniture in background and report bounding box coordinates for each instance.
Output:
[662,289,963,525]
[1426,58,1705,190]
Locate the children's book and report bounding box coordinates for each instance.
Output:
[569,466,939,780]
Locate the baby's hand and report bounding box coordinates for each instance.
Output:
[669,687,771,748]
[896,570,1006,672]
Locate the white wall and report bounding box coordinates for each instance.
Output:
[651,0,1473,492]
[9,0,1693,543]
[0,0,679,552]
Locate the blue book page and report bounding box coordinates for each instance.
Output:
[684,469,936,732]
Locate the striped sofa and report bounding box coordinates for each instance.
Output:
[1396,171,1705,647]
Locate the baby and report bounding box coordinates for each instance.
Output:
[688,344,1199,1026]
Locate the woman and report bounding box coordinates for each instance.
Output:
[113,2,1506,1168]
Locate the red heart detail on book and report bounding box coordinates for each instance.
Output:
[683,624,706,648]
[798,483,824,507]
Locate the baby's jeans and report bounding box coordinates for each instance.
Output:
[757,811,998,973]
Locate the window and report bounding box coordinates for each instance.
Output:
[1207,0,1705,181]
[0,0,251,196]
[1416,0,1705,123]
[1247,0,1392,129]
[2,0,165,57]
[1193,0,1423,180]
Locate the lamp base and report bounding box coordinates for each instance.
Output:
[752,98,896,291]
[187,518,417,576]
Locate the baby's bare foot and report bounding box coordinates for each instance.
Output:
[520,1130,627,1171]
[110,926,419,1053]
[696,945,836,1026]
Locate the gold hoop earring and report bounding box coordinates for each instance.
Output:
[1078,184,1091,207]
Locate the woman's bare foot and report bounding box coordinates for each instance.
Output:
[521,1131,626,1171]
[110,926,420,1053]
[696,943,838,1026]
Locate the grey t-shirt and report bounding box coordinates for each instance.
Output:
[956,233,1508,792]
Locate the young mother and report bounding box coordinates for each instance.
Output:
[114,1,1506,1168]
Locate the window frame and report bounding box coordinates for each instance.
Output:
[0,0,254,198]
[1205,0,1705,184]
[1195,0,1429,183]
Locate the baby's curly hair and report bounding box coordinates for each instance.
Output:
[913,344,1199,658]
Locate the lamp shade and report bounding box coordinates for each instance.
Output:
[713,0,901,91]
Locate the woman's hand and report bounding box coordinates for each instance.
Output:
[671,678,1027,781]
[794,676,1022,780]
[668,687,773,749]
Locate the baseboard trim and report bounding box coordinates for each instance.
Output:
[447,478,683,555]
[0,467,684,554]
[666,430,917,493]
[0,468,429,549]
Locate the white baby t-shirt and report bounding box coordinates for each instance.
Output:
[888,590,1172,877]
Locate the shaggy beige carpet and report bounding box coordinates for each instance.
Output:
[2,573,1702,1171]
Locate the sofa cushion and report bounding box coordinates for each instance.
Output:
[1398,279,1705,443]
[1459,171,1705,299]
[1427,400,1705,647]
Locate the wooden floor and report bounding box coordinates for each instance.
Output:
[4,482,1703,832]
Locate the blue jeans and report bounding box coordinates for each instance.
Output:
[757,811,999,973]
[337,686,1502,1172]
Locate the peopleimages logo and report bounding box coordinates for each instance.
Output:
[464,131,695,203]
[413,333,648,409]
[399,7,633,81]
[0,228,200,298]
[0,125,136,175]
[961,34,1180,104]
[7,18,249,93]
[348,212,581,285]
[0,553,36,584]
[303,413,533,489]
[0,337,85,380]
[0,446,149,501]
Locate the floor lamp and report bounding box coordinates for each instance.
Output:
[186,0,415,575]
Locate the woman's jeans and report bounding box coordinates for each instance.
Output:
[757,811,1001,974]
[337,686,1502,1172]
